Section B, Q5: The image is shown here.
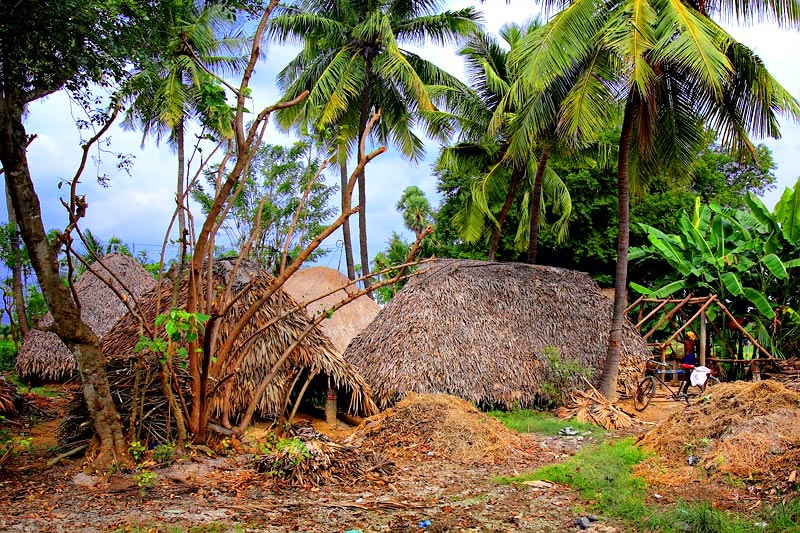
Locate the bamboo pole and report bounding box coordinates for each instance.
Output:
[656,295,717,349]
[714,300,774,359]
[635,298,671,330]
[642,294,694,340]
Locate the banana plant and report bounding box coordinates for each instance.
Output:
[630,178,800,354]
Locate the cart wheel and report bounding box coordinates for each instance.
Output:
[634,377,655,411]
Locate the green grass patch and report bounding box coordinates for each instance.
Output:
[487,408,602,437]
[498,437,800,532]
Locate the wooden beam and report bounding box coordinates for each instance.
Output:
[656,295,717,348]
[714,300,774,359]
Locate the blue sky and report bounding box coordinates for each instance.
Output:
[3,2,799,271]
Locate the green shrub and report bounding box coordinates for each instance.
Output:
[0,339,16,372]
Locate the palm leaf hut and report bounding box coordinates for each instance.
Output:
[100,260,377,422]
[282,266,381,354]
[344,259,651,409]
[15,253,156,383]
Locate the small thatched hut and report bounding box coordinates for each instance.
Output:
[100,260,377,421]
[15,253,156,382]
[282,266,380,354]
[344,259,651,409]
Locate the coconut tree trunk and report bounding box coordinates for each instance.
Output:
[0,99,129,468]
[4,185,29,336]
[527,146,551,264]
[487,166,523,262]
[176,117,187,242]
[597,96,636,400]
[340,155,356,280]
[358,53,374,298]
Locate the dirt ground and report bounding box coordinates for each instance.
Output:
[0,389,686,532]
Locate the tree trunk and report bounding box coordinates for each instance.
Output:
[176,118,187,243]
[0,98,129,468]
[597,96,636,400]
[488,166,523,262]
[527,146,551,264]
[4,185,29,336]
[340,155,356,280]
[358,55,373,298]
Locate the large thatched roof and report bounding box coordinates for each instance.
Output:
[344,259,651,409]
[282,266,380,354]
[100,260,377,419]
[15,254,156,382]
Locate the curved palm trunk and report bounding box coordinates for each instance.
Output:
[340,155,356,280]
[176,118,187,242]
[5,186,29,336]
[1,101,128,468]
[357,57,374,298]
[527,146,551,264]
[597,97,636,400]
[487,166,524,262]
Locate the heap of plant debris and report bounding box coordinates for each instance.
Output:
[254,422,394,486]
[345,392,528,464]
[638,380,800,495]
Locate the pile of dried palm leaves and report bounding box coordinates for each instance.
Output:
[0,376,19,415]
[555,379,635,430]
[345,392,527,464]
[254,423,394,486]
[638,380,800,495]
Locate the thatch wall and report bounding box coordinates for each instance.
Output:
[282,266,380,354]
[15,254,156,382]
[100,260,377,419]
[344,259,650,409]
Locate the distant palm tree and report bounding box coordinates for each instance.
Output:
[122,0,247,241]
[271,0,480,292]
[432,23,574,262]
[511,0,800,397]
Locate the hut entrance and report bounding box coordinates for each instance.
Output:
[626,294,774,382]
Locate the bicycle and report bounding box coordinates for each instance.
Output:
[633,360,720,412]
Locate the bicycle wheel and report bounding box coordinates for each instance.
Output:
[634,376,655,411]
[705,376,721,388]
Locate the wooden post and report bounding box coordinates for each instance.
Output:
[699,309,707,367]
[325,384,337,425]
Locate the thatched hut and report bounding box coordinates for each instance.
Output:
[282,266,380,354]
[15,253,156,382]
[100,260,377,422]
[344,259,651,409]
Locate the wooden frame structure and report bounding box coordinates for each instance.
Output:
[626,294,774,374]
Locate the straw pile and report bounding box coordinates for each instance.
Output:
[345,260,650,409]
[255,423,394,486]
[15,254,155,382]
[282,266,380,354]
[345,392,527,464]
[638,380,800,491]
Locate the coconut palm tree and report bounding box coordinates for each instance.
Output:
[509,0,800,397]
[432,23,576,262]
[271,0,480,292]
[122,0,246,241]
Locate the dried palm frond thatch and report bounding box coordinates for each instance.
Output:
[100,260,377,420]
[15,254,156,382]
[345,259,651,409]
[282,266,380,354]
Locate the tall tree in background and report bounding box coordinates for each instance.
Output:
[193,141,336,267]
[396,185,434,239]
[517,0,799,398]
[271,0,479,294]
[122,0,246,241]
[0,0,162,467]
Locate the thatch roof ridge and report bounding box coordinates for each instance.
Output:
[344,259,650,409]
[15,254,156,382]
[101,259,377,418]
[282,266,380,354]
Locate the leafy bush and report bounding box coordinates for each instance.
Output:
[0,339,16,372]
